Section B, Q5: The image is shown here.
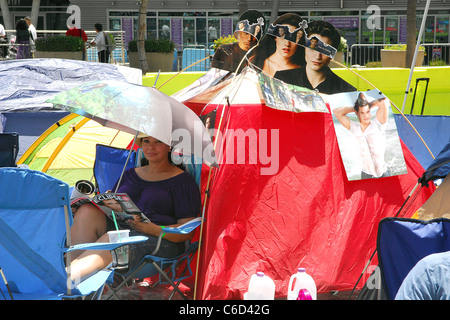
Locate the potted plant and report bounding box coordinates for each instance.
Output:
[213,35,237,51]
[329,36,347,68]
[35,35,85,60]
[127,38,175,71]
[381,44,425,68]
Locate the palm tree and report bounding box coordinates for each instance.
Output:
[405,0,417,67]
[137,0,149,74]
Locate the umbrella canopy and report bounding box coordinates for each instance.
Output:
[48,80,217,167]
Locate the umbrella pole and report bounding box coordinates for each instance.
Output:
[152,70,161,88]
[114,131,139,193]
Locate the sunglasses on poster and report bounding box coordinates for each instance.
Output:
[303,35,337,59]
[234,17,265,41]
[266,20,308,45]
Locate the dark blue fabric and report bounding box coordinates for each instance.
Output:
[421,139,450,183]
[0,132,18,167]
[377,218,450,300]
[94,144,137,193]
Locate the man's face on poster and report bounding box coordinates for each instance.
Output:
[305,34,332,71]
[356,105,372,126]
[237,31,257,51]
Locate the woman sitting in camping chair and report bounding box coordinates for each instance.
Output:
[68,134,200,282]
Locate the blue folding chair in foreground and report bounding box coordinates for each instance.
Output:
[377,217,450,300]
[0,168,147,300]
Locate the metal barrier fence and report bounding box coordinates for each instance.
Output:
[0,29,126,64]
[349,43,450,67]
[181,44,213,71]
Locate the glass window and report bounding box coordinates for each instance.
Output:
[423,15,435,43]
[385,16,398,44]
[208,18,220,47]
[147,17,157,39]
[159,17,171,39]
[435,16,449,43]
[361,16,385,44]
[196,17,207,47]
[183,17,195,45]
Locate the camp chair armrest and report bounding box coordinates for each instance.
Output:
[63,236,148,252]
[150,217,202,256]
[163,217,203,235]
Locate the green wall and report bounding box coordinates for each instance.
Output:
[145,67,450,116]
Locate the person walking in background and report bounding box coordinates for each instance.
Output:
[24,16,37,57]
[66,26,88,60]
[0,23,7,58]
[15,19,31,59]
[89,23,109,63]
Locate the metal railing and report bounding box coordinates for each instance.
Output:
[0,29,126,65]
[180,44,213,71]
[349,43,450,67]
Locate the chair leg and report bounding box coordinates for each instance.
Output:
[151,262,189,300]
[103,263,148,300]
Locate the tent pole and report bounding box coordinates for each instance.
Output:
[193,97,231,300]
[0,265,13,300]
[401,0,431,113]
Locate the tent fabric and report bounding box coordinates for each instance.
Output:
[377,217,450,300]
[416,140,450,220]
[182,69,434,299]
[0,59,142,113]
[420,139,450,184]
[18,114,134,187]
[3,112,70,159]
[417,175,450,220]
[394,114,450,171]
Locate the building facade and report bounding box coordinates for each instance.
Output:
[1,0,449,49]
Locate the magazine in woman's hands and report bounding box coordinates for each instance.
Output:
[71,193,150,223]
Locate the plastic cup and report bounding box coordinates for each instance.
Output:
[107,229,130,269]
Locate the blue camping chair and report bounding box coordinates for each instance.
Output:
[377,217,450,300]
[0,132,19,167]
[93,144,138,193]
[92,144,204,300]
[0,168,146,300]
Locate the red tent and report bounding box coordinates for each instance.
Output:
[181,69,434,299]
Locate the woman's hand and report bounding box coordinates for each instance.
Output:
[125,218,154,234]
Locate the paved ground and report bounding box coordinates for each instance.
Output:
[101,280,361,300]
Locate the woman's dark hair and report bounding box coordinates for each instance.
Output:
[251,13,306,69]
[15,19,30,42]
[94,23,103,31]
[305,20,341,50]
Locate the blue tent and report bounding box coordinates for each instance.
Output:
[394,114,450,171]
